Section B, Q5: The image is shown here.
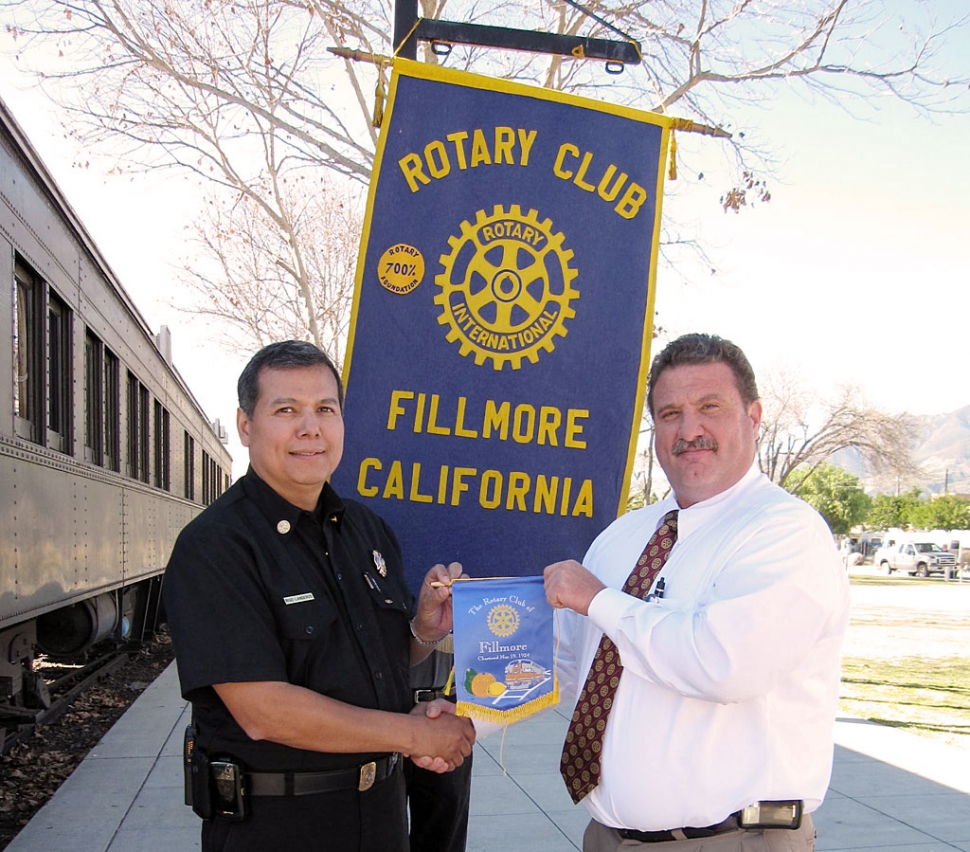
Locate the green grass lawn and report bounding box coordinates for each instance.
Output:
[840,655,970,745]
[839,574,970,749]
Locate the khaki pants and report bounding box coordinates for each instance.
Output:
[584,814,815,852]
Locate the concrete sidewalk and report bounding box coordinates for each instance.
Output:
[8,661,969,852]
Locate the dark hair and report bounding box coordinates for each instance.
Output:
[237,341,344,417]
[647,333,759,417]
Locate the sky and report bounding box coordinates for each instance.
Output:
[1,12,969,479]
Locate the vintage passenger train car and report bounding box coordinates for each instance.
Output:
[0,97,232,717]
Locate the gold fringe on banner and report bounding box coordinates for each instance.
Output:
[456,679,560,726]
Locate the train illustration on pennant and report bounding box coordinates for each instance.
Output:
[464,658,551,704]
[0,97,231,746]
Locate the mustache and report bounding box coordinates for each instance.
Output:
[671,437,718,455]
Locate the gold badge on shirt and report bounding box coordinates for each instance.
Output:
[372,550,387,577]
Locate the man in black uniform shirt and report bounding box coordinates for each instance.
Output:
[163,341,476,852]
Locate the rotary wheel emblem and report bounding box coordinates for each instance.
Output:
[487,605,520,638]
[434,204,579,370]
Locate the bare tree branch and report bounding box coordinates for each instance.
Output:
[757,372,924,492]
[2,0,966,351]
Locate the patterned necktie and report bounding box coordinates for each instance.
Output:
[560,509,679,804]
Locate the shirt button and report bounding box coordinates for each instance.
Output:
[356,622,364,631]
[305,625,315,636]
[336,573,343,581]
[374,671,383,680]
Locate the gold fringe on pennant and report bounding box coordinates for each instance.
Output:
[668,130,678,180]
[455,677,560,726]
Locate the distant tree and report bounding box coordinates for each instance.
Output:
[758,372,922,490]
[866,489,923,530]
[909,494,970,532]
[785,463,871,536]
[179,178,363,362]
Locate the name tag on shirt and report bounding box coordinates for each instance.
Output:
[283,593,315,605]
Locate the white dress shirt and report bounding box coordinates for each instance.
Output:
[558,464,850,831]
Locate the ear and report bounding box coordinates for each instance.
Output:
[747,399,763,435]
[237,407,252,448]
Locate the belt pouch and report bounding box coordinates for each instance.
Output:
[190,746,214,820]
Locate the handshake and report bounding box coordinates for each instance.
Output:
[407,698,476,773]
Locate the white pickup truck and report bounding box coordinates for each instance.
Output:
[875,541,958,577]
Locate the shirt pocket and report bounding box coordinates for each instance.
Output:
[272,596,339,686]
[360,569,411,617]
[273,595,338,640]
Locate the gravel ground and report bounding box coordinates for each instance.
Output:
[0,630,175,851]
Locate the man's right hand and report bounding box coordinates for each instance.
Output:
[406,705,476,773]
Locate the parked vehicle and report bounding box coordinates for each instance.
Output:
[875,541,957,577]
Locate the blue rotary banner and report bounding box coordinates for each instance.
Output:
[451,576,557,724]
[332,59,672,591]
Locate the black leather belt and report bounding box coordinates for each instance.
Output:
[618,813,740,843]
[247,753,400,796]
[615,801,802,844]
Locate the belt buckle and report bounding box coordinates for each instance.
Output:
[413,688,438,703]
[358,761,377,792]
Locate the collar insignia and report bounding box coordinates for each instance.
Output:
[277,520,292,534]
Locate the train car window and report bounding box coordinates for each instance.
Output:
[13,259,44,443]
[125,372,151,482]
[84,330,105,465]
[127,372,138,478]
[47,291,73,454]
[202,449,211,504]
[104,348,120,471]
[154,401,171,491]
[184,432,196,500]
[138,383,150,484]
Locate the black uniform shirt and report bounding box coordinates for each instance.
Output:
[163,468,415,772]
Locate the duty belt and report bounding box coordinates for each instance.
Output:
[247,753,400,796]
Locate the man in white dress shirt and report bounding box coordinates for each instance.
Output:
[544,333,850,852]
